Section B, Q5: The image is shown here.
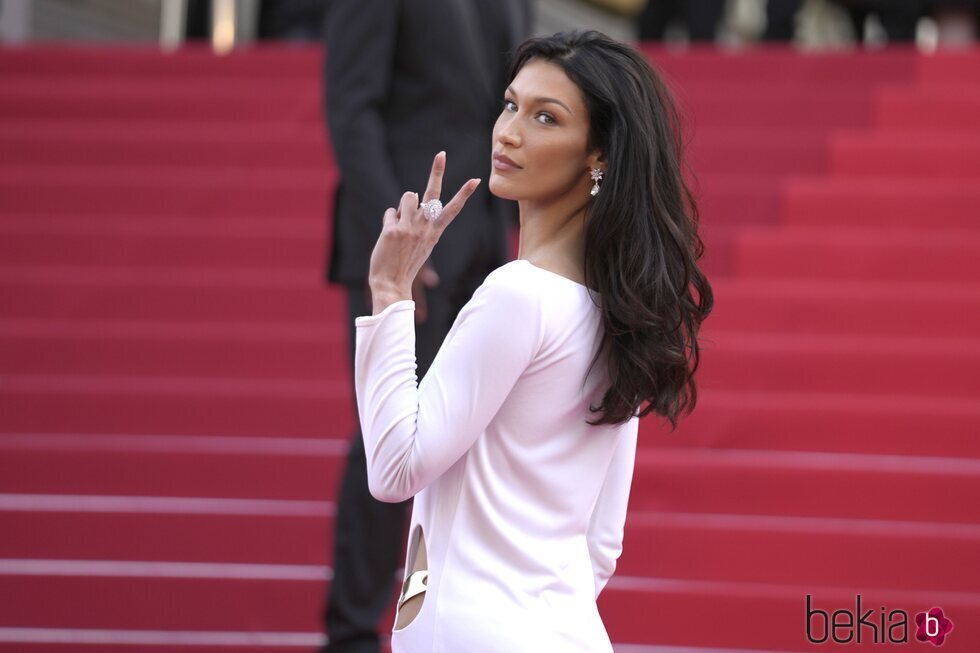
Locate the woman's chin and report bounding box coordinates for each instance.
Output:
[488,174,519,201]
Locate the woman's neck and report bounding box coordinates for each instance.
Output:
[515,197,588,285]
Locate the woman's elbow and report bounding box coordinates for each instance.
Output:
[361,423,423,502]
[367,474,414,503]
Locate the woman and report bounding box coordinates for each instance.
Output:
[353,30,713,652]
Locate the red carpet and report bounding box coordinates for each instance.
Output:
[1,43,978,652]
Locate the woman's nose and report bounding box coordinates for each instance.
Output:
[497,118,521,147]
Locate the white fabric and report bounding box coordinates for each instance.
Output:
[354,259,639,652]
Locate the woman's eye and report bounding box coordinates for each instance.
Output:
[501,99,555,125]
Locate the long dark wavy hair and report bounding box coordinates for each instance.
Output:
[508,30,713,431]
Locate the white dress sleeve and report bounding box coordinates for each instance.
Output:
[586,416,638,599]
[353,272,544,503]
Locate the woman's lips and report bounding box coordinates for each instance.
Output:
[493,153,522,171]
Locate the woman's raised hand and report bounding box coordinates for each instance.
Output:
[367,151,481,316]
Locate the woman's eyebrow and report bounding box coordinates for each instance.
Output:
[505,86,572,115]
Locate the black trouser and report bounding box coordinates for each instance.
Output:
[763,0,924,42]
[637,0,728,41]
[321,267,494,653]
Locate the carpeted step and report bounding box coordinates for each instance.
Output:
[782,177,980,228]
[0,165,331,217]
[874,84,980,131]
[0,267,340,323]
[0,441,345,501]
[915,50,980,83]
[707,277,980,339]
[733,226,980,282]
[0,96,321,124]
[0,324,343,379]
[641,44,919,84]
[0,229,325,269]
[0,501,335,565]
[0,120,329,169]
[0,184,326,219]
[666,391,980,458]
[0,163,329,189]
[687,128,829,176]
[0,214,324,234]
[0,76,318,97]
[690,174,786,226]
[829,131,980,179]
[0,80,321,123]
[631,447,980,524]
[0,570,332,632]
[621,511,980,594]
[0,375,356,438]
[0,76,317,102]
[674,93,874,130]
[698,330,980,398]
[0,44,323,78]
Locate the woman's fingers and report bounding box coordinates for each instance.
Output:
[439,178,481,227]
[387,162,477,232]
[382,207,397,228]
[372,174,474,301]
[397,191,420,222]
[422,151,446,203]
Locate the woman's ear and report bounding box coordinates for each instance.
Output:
[588,149,607,170]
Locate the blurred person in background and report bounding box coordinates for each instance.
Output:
[319,1,532,652]
[257,0,325,41]
[187,0,329,41]
[762,0,923,44]
[636,0,728,42]
[928,0,979,45]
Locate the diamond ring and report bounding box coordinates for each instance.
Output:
[420,199,443,222]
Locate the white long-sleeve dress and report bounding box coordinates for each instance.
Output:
[353,258,639,653]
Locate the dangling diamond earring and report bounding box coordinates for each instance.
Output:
[590,168,604,197]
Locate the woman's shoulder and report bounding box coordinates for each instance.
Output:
[490,259,591,290]
[487,259,535,283]
[481,259,584,302]
[473,260,598,324]
[477,260,547,308]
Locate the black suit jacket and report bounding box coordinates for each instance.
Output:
[323,0,533,287]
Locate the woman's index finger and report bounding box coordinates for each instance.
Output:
[439,178,481,228]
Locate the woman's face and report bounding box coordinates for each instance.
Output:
[489,59,602,203]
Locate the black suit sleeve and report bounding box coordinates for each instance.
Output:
[524,0,535,39]
[323,0,403,237]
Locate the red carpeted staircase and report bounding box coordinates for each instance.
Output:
[0,43,978,652]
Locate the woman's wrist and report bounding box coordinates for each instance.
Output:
[369,280,412,316]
